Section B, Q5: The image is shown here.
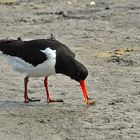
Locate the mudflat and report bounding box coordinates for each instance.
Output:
[0,0,140,140]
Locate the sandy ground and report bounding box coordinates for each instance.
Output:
[0,0,140,139]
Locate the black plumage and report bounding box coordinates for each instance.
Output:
[0,38,75,67]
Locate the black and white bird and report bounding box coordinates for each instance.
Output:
[0,35,94,105]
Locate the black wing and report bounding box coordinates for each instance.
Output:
[28,39,75,58]
[0,39,75,66]
[0,39,47,66]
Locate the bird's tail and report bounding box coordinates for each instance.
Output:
[0,39,16,56]
[0,39,15,46]
[0,37,22,47]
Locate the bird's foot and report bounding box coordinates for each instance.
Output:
[24,98,40,103]
[85,98,95,105]
[47,98,64,103]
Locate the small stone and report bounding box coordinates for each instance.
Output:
[105,7,110,10]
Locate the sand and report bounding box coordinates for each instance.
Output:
[0,0,140,139]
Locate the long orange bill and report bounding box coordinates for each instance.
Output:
[80,80,94,105]
[80,80,89,104]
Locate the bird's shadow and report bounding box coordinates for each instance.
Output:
[0,99,93,110]
[0,100,47,109]
[0,100,73,108]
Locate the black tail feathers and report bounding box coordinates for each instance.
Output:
[0,37,22,45]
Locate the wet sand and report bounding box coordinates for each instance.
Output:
[0,0,140,139]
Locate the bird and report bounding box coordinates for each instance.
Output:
[0,35,94,105]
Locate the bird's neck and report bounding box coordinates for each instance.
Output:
[55,54,76,77]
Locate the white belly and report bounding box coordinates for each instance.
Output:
[5,55,56,77]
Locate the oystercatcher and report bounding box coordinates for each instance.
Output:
[0,35,94,105]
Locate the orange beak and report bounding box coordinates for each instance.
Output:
[80,80,94,105]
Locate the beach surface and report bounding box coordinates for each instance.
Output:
[0,0,140,139]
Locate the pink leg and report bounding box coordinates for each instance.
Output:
[44,77,63,103]
[44,77,52,102]
[24,76,40,103]
[24,76,29,103]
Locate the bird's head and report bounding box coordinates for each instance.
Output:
[55,54,88,82]
[55,55,93,104]
[70,59,88,82]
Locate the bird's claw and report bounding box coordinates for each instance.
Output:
[24,98,40,103]
[47,99,64,103]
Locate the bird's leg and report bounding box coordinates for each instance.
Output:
[24,76,40,103]
[44,77,52,102]
[44,77,63,103]
[24,76,29,103]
